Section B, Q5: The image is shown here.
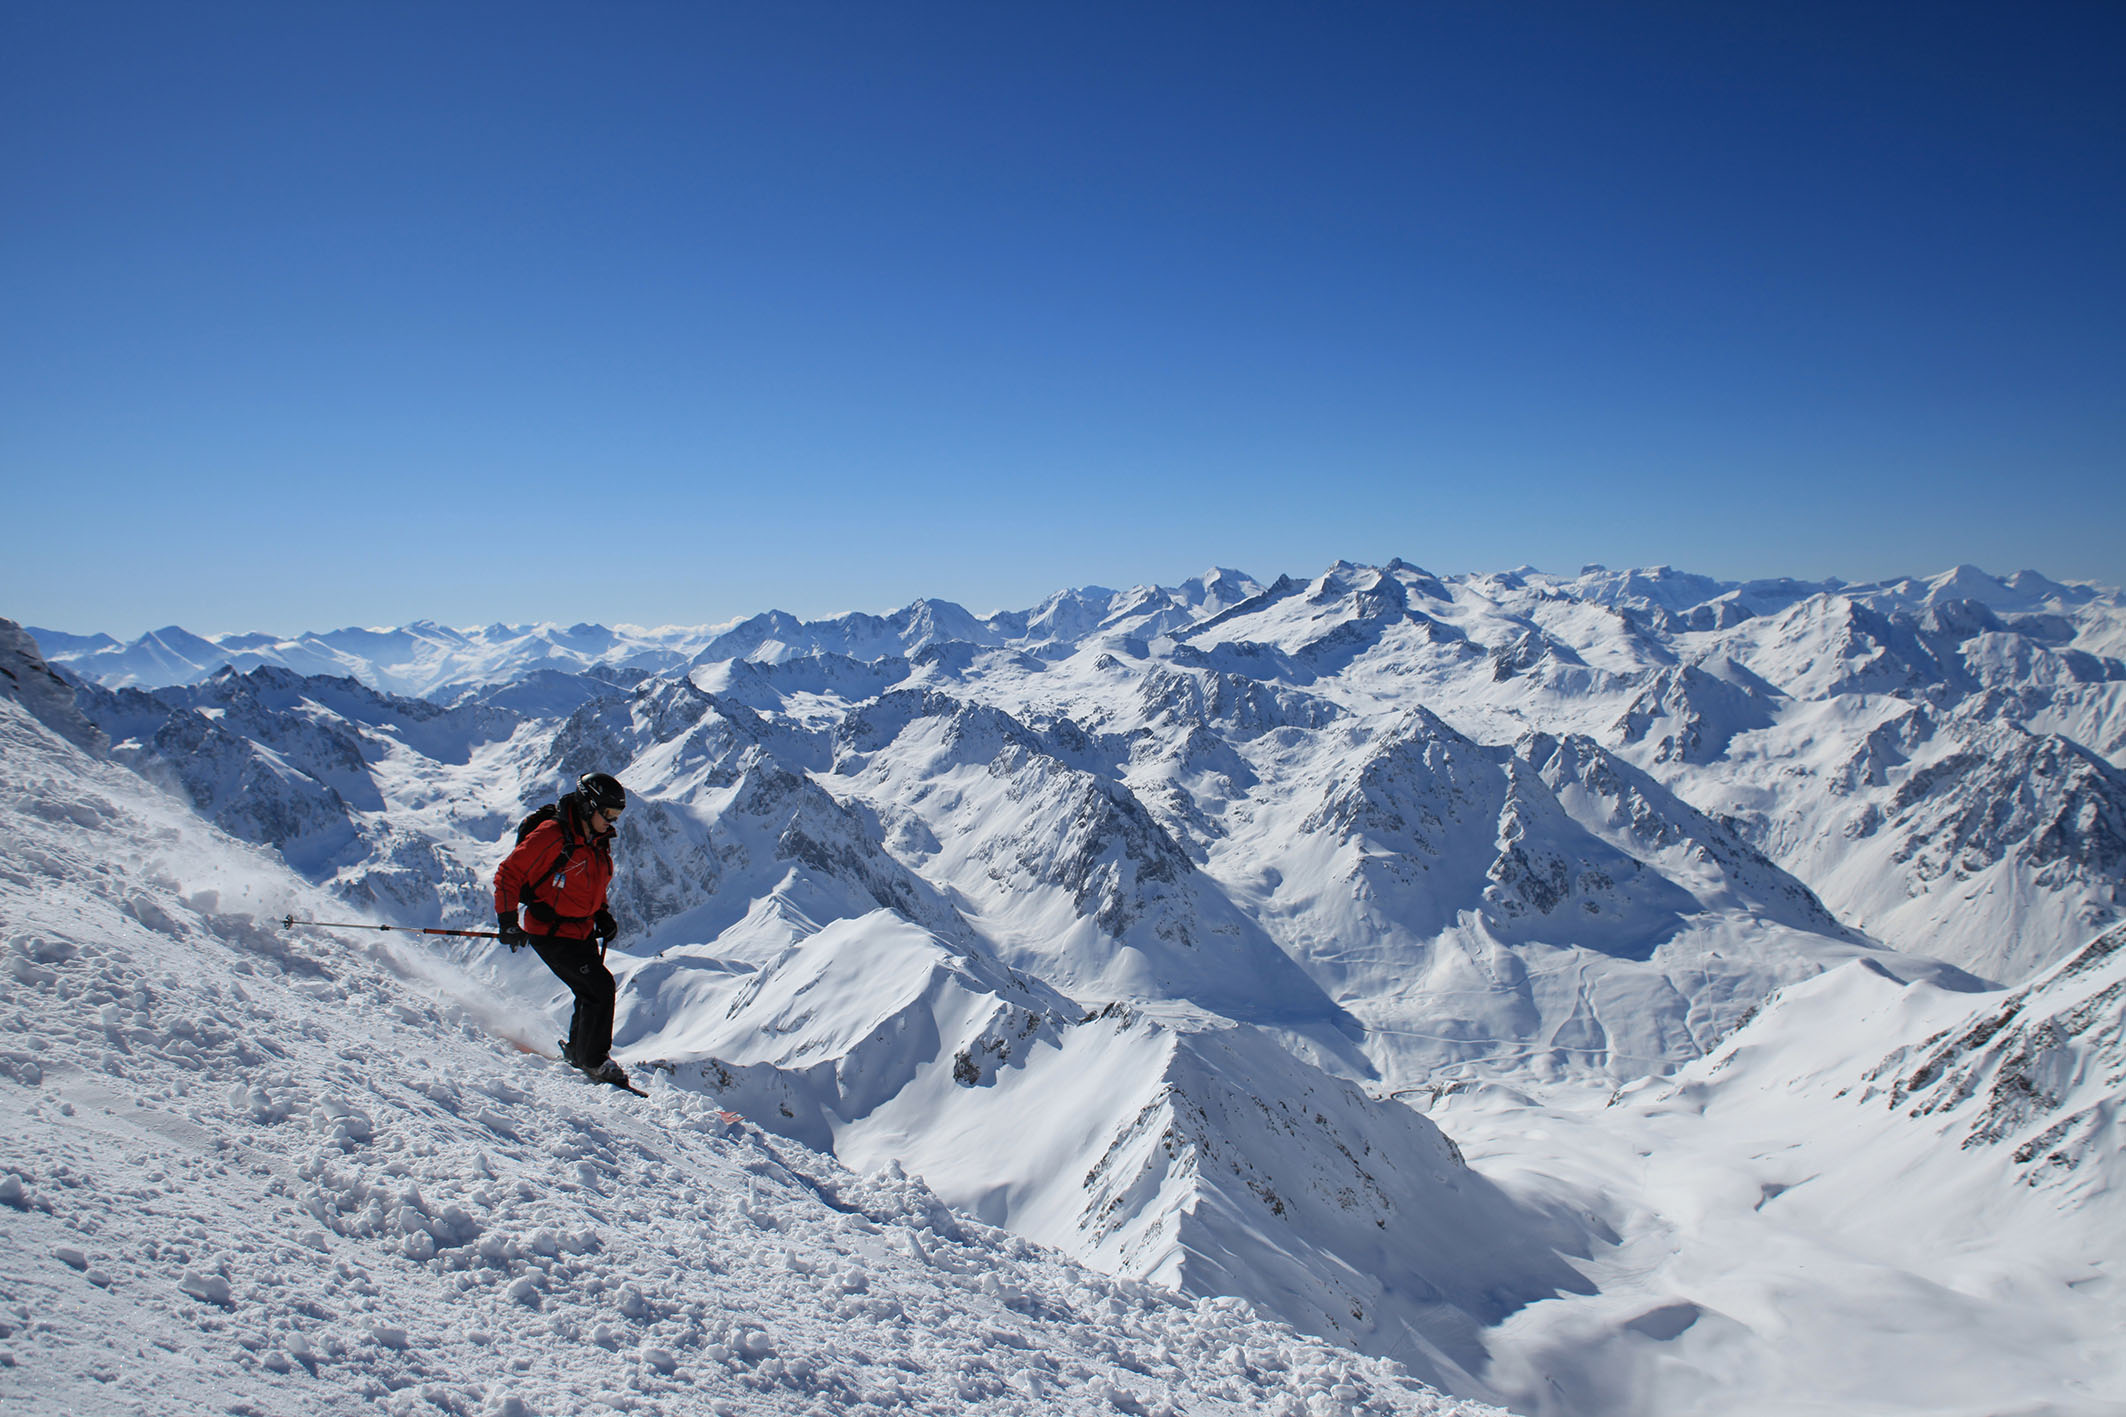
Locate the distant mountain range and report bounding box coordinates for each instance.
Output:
[38,561,2123,701]
[27,566,1271,699]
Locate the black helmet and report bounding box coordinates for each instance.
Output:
[578,772,627,814]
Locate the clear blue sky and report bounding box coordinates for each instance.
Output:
[5,1,2122,637]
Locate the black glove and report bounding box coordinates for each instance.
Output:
[593,907,618,945]
[497,911,528,950]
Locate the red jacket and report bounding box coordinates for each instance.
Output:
[494,818,614,941]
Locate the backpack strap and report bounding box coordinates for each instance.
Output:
[518,818,591,925]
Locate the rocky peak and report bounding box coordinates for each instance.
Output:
[0,619,105,754]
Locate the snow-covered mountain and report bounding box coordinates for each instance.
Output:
[24,618,701,699]
[54,561,2119,1071]
[611,909,1594,1397]
[0,634,1500,1416]
[14,555,2126,1414]
[24,568,1271,699]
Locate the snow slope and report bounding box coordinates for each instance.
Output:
[616,911,1596,1400]
[0,641,1500,1416]
[1440,940,2126,1417]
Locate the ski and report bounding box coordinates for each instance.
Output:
[581,1069,648,1098]
[556,1038,647,1096]
[503,1036,646,1096]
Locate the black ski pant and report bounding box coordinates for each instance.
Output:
[529,934,615,1068]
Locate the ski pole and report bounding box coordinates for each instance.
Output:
[280,915,503,940]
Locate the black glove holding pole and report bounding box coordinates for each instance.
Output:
[497,910,528,950]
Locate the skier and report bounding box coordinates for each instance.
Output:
[495,771,633,1090]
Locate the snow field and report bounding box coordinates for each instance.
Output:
[0,699,1504,1416]
[1433,957,2126,1417]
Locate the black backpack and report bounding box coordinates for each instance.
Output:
[516,801,564,847]
[514,801,586,922]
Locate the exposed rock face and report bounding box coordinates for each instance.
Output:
[1881,723,2126,886]
[1882,923,2126,1185]
[1612,660,1782,765]
[0,619,106,754]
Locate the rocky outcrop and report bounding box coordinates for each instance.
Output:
[1878,923,2126,1187]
